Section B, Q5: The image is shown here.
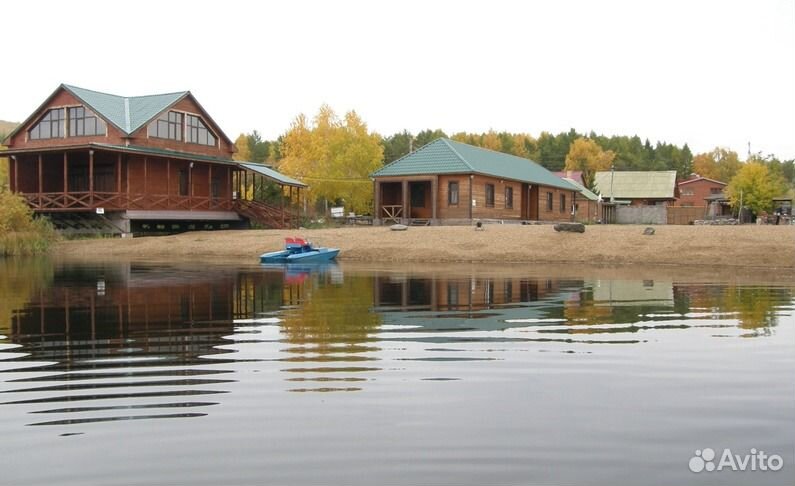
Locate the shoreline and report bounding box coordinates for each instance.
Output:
[52,225,795,271]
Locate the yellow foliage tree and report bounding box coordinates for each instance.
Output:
[726,162,786,216]
[279,105,383,215]
[233,134,251,161]
[564,137,616,189]
[692,148,741,183]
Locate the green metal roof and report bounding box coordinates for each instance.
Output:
[594,170,677,199]
[63,84,187,135]
[562,177,599,201]
[238,162,308,188]
[372,138,577,191]
[90,143,237,165]
[89,143,307,187]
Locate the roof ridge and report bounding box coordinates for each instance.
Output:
[373,137,446,174]
[63,83,188,99]
[128,90,189,99]
[62,84,124,99]
[124,98,131,132]
[440,138,475,171]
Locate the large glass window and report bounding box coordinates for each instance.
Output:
[148,111,183,141]
[186,115,217,146]
[68,106,106,137]
[505,186,513,209]
[560,194,567,213]
[448,181,459,205]
[485,184,495,207]
[546,192,553,211]
[29,108,64,140]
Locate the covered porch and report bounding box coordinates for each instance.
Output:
[233,162,307,229]
[373,176,439,225]
[8,145,237,213]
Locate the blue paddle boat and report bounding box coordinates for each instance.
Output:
[260,237,340,264]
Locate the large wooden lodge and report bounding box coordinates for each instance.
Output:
[2,84,305,234]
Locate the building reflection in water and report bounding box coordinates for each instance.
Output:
[1,260,791,427]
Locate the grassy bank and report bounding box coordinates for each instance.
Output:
[54,224,795,270]
[0,191,59,256]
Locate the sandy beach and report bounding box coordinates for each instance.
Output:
[54,224,795,270]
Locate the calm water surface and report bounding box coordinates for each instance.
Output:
[0,259,793,486]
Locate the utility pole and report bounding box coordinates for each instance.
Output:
[609,164,615,203]
[738,189,743,224]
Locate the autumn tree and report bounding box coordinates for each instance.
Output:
[564,137,616,189]
[726,162,786,216]
[279,105,383,215]
[232,134,251,161]
[692,148,741,183]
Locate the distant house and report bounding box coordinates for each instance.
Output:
[371,138,579,225]
[593,170,678,206]
[558,176,599,223]
[2,84,305,234]
[675,176,726,207]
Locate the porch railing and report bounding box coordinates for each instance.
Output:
[381,205,403,223]
[21,192,234,212]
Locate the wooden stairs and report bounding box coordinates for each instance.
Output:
[234,199,296,229]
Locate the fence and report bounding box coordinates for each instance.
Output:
[667,206,708,225]
[615,205,667,225]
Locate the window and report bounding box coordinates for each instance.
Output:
[710,187,723,194]
[448,181,459,205]
[681,189,694,196]
[560,194,566,213]
[187,114,217,146]
[485,184,495,207]
[546,192,553,211]
[148,111,183,140]
[29,108,64,140]
[68,106,106,137]
[411,184,425,208]
[179,169,189,196]
[505,186,513,209]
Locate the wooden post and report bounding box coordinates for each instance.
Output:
[431,176,438,223]
[143,156,148,194]
[14,156,19,193]
[209,163,213,199]
[281,184,285,228]
[166,159,171,199]
[89,149,94,205]
[468,175,474,221]
[244,170,248,200]
[37,154,43,205]
[126,155,130,199]
[63,152,68,193]
[402,179,409,223]
[374,180,380,221]
[116,154,122,194]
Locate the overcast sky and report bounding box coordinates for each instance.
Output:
[3,0,794,159]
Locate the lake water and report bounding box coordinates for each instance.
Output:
[1,259,793,486]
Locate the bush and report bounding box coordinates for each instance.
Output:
[0,191,58,256]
